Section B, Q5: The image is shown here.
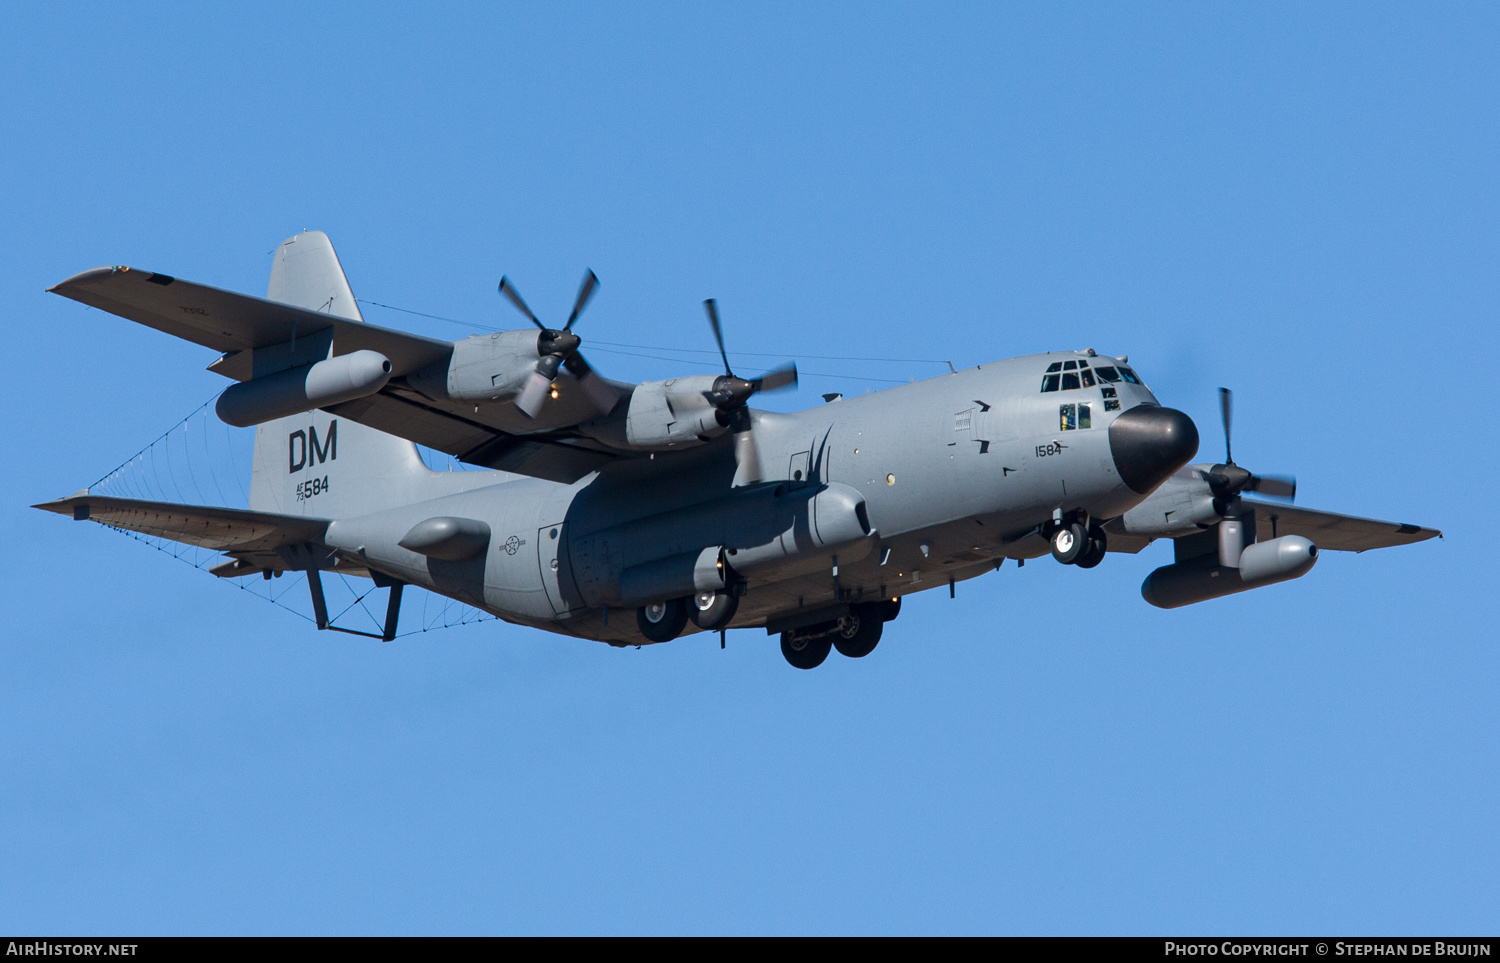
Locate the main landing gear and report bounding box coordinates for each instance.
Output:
[1050,518,1107,569]
[636,589,739,642]
[779,601,897,670]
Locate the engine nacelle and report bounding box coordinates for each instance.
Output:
[623,375,727,450]
[407,329,549,403]
[1141,535,1318,609]
[1114,464,1221,537]
[216,349,391,427]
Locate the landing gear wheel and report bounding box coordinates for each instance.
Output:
[781,632,832,669]
[1074,528,1108,569]
[637,598,689,642]
[832,606,883,658]
[1051,522,1089,565]
[689,590,739,631]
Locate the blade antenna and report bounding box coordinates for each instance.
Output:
[1218,387,1234,465]
[564,270,599,331]
[704,299,732,377]
[499,277,544,330]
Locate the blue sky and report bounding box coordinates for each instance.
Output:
[1,2,1494,934]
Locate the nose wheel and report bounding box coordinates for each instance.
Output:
[1051,521,1107,568]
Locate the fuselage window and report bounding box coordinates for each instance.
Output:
[1080,368,1096,387]
[1101,386,1117,398]
[1104,399,1121,411]
[1078,402,1091,429]
[1118,366,1141,384]
[1041,373,1061,392]
[1062,360,1077,370]
[1045,362,1063,373]
[1094,366,1121,382]
[1061,372,1080,390]
[1078,360,1090,368]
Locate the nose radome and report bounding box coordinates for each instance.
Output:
[1109,405,1199,495]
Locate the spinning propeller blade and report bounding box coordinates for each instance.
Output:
[498,277,543,329]
[1210,387,1296,503]
[565,270,599,331]
[704,299,731,376]
[754,363,798,393]
[699,299,798,484]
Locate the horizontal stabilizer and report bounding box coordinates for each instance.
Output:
[47,266,451,380]
[1243,499,1441,553]
[33,494,329,552]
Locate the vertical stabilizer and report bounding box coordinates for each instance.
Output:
[267,231,363,322]
[248,232,454,518]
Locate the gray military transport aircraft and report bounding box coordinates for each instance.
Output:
[35,232,1440,668]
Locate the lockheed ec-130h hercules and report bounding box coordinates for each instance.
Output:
[35,232,1440,668]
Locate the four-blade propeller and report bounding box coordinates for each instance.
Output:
[1205,387,1297,502]
[701,298,799,483]
[498,270,620,418]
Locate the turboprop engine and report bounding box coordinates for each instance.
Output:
[407,329,566,403]
[621,375,730,449]
[216,349,391,427]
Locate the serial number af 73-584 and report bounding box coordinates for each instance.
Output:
[295,476,329,501]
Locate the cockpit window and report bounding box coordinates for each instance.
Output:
[1042,359,1129,392]
[1059,402,1092,430]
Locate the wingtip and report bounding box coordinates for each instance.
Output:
[48,265,132,295]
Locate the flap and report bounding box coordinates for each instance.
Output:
[326,390,618,484]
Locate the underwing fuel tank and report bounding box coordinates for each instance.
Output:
[1141,535,1318,609]
[216,350,392,427]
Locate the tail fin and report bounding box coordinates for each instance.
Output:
[248,231,445,519]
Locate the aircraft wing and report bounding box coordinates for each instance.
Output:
[47,266,452,378]
[33,493,328,553]
[49,265,636,483]
[1242,499,1442,552]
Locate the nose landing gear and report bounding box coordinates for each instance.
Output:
[1050,518,1107,568]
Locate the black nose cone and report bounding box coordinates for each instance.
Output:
[1109,405,1199,494]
